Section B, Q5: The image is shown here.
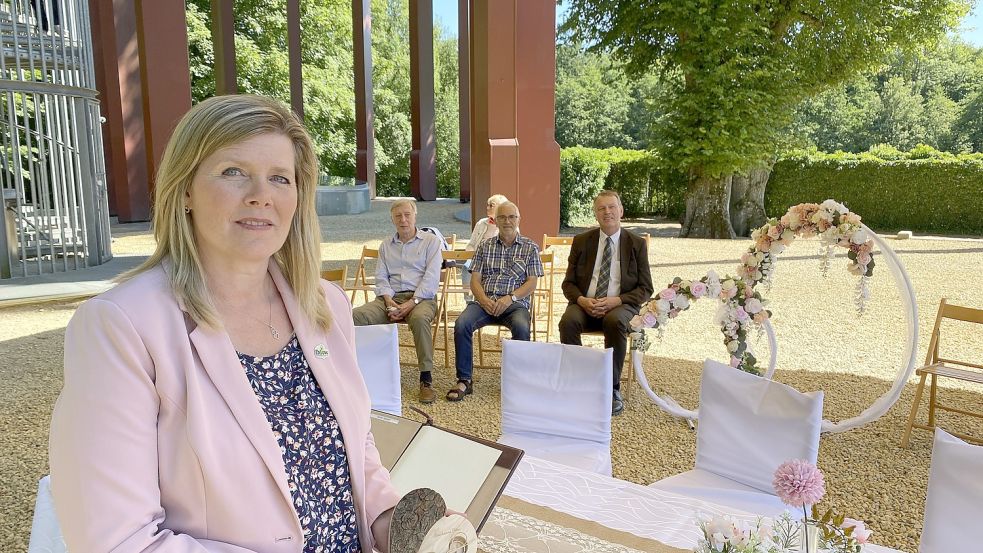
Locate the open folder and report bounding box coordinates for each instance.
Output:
[369,410,523,532]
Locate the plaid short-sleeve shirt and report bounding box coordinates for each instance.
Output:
[471,234,544,308]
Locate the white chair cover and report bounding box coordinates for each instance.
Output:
[28,475,67,553]
[353,324,402,416]
[499,339,613,475]
[650,359,824,517]
[920,429,983,553]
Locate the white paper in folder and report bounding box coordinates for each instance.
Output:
[387,426,501,513]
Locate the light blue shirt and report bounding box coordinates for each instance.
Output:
[375,229,443,300]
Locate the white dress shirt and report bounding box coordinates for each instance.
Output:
[586,228,621,298]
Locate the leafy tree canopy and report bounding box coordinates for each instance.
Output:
[561,0,968,178]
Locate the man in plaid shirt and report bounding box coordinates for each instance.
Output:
[448,201,543,402]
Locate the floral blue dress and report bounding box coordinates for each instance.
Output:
[239,335,362,553]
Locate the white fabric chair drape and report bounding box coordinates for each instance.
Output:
[28,475,67,553]
[498,339,613,475]
[649,359,824,517]
[920,429,983,552]
[353,324,402,416]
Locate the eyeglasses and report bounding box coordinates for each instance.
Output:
[487,202,497,207]
[498,215,519,221]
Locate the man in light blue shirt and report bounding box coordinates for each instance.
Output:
[353,199,443,403]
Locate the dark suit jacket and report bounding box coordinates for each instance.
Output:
[561,228,654,308]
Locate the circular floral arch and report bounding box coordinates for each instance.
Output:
[631,200,919,433]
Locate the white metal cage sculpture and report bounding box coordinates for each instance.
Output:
[1,0,110,279]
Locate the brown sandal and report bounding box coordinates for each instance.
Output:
[445,379,473,402]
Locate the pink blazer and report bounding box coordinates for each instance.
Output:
[49,262,401,552]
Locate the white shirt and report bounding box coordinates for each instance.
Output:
[586,228,621,298]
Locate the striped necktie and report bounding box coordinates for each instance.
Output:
[594,236,613,298]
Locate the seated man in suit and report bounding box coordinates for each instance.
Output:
[353,199,443,403]
[449,201,543,402]
[559,190,654,416]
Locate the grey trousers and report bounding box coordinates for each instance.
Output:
[352,292,438,378]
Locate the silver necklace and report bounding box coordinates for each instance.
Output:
[263,295,279,339]
[247,284,279,339]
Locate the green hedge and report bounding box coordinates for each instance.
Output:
[559,147,686,226]
[559,147,610,226]
[767,147,983,235]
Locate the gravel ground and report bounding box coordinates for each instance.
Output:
[2,198,982,552]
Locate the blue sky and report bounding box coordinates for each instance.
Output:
[434,1,983,47]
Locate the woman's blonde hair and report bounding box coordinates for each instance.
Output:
[120,94,330,331]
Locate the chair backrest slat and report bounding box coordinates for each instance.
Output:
[940,301,983,324]
[930,298,983,367]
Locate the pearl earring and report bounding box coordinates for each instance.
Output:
[184,206,191,214]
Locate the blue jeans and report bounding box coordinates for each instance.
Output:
[454,302,531,381]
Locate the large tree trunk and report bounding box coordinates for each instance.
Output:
[729,164,772,237]
[679,170,736,238]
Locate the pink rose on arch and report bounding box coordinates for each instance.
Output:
[734,307,750,322]
[767,224,782,239]
[841,518,873,544]
[730,356,741,368]
[756,238,772,252]
[753,311,769,324]
[669,310,679,318]
[642,312,658,327]
[690,281,707,297]
[659,288,677,301]
[629,315,643,329]
[857,251,872,265]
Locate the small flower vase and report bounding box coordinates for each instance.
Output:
[798,521,820,553]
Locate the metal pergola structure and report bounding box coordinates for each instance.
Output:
[0,0,111,279]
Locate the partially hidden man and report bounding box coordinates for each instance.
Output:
[559,190,654,416]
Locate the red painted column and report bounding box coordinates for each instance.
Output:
[410,0,437,200]
[469,0,559,244]
[211,0,237,95]
[353,0,376,196]
[457,0,471,202]
[515,0,560,242]
[89,0,142,221]
[469,0,518,226]
[286,0,304,120]
[135,0,192,187]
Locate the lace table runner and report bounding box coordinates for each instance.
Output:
[478,496,688,553]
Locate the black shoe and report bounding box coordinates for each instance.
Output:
[388,488,446,553]
[612,389,624,416]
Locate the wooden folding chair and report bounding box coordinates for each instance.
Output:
[320,265,348,287]
[433,250,475,368]
[580,330,637,402]
[543,235,575,340]
[901,298,983,447]
[476,251,553,368]
[348,246,379,306]
[531,251,555,342]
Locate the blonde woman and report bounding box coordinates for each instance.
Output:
[48,95,442,553]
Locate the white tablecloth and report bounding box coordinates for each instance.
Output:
[482,456,903,553]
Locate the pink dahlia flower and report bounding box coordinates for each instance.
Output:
[773,459,826,507]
